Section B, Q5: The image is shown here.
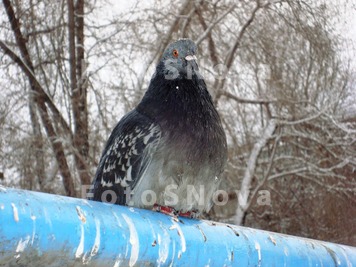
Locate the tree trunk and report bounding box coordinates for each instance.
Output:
[67,0,91,186]
[233,119,276,225]
[29,94,46,190]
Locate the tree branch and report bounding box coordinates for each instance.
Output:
[195,4,236,47]
[194,1,220,66]
[214,2,262,103]
[221,91,277,105]
[0,41,71,135]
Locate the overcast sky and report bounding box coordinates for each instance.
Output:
[334,0,356,68]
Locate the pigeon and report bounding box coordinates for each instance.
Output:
[88,38,227,217]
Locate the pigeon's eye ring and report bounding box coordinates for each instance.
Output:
[172,49,179,58]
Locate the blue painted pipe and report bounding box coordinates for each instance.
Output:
[0,186,355,266]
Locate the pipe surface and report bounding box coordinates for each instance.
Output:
[0,187,355,266]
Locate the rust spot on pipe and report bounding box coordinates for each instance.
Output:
[324,245,339,267]
[269,235,277,245]
[196,225,207,242]
[76,206,86,223]
[227,225,240,236]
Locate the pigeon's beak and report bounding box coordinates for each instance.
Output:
[185,55,197,61]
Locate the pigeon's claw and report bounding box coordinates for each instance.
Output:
[153,203,198,218]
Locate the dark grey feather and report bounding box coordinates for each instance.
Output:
[88,110,161,204]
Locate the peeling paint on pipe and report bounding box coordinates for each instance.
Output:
[0,187,355,266]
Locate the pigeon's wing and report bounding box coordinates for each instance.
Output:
[88,109,161,205]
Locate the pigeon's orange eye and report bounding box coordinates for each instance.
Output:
[172,49,179,58]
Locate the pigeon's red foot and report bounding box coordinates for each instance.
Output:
[152,203,178,216]
[153,203,198,218]
[178,210,198,219]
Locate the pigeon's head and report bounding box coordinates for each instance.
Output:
[160,38,200,80]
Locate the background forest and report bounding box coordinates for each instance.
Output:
[0,0,355,245]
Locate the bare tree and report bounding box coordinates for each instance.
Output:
[0,0,94,195]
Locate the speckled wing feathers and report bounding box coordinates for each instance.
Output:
[91,111,161,203]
